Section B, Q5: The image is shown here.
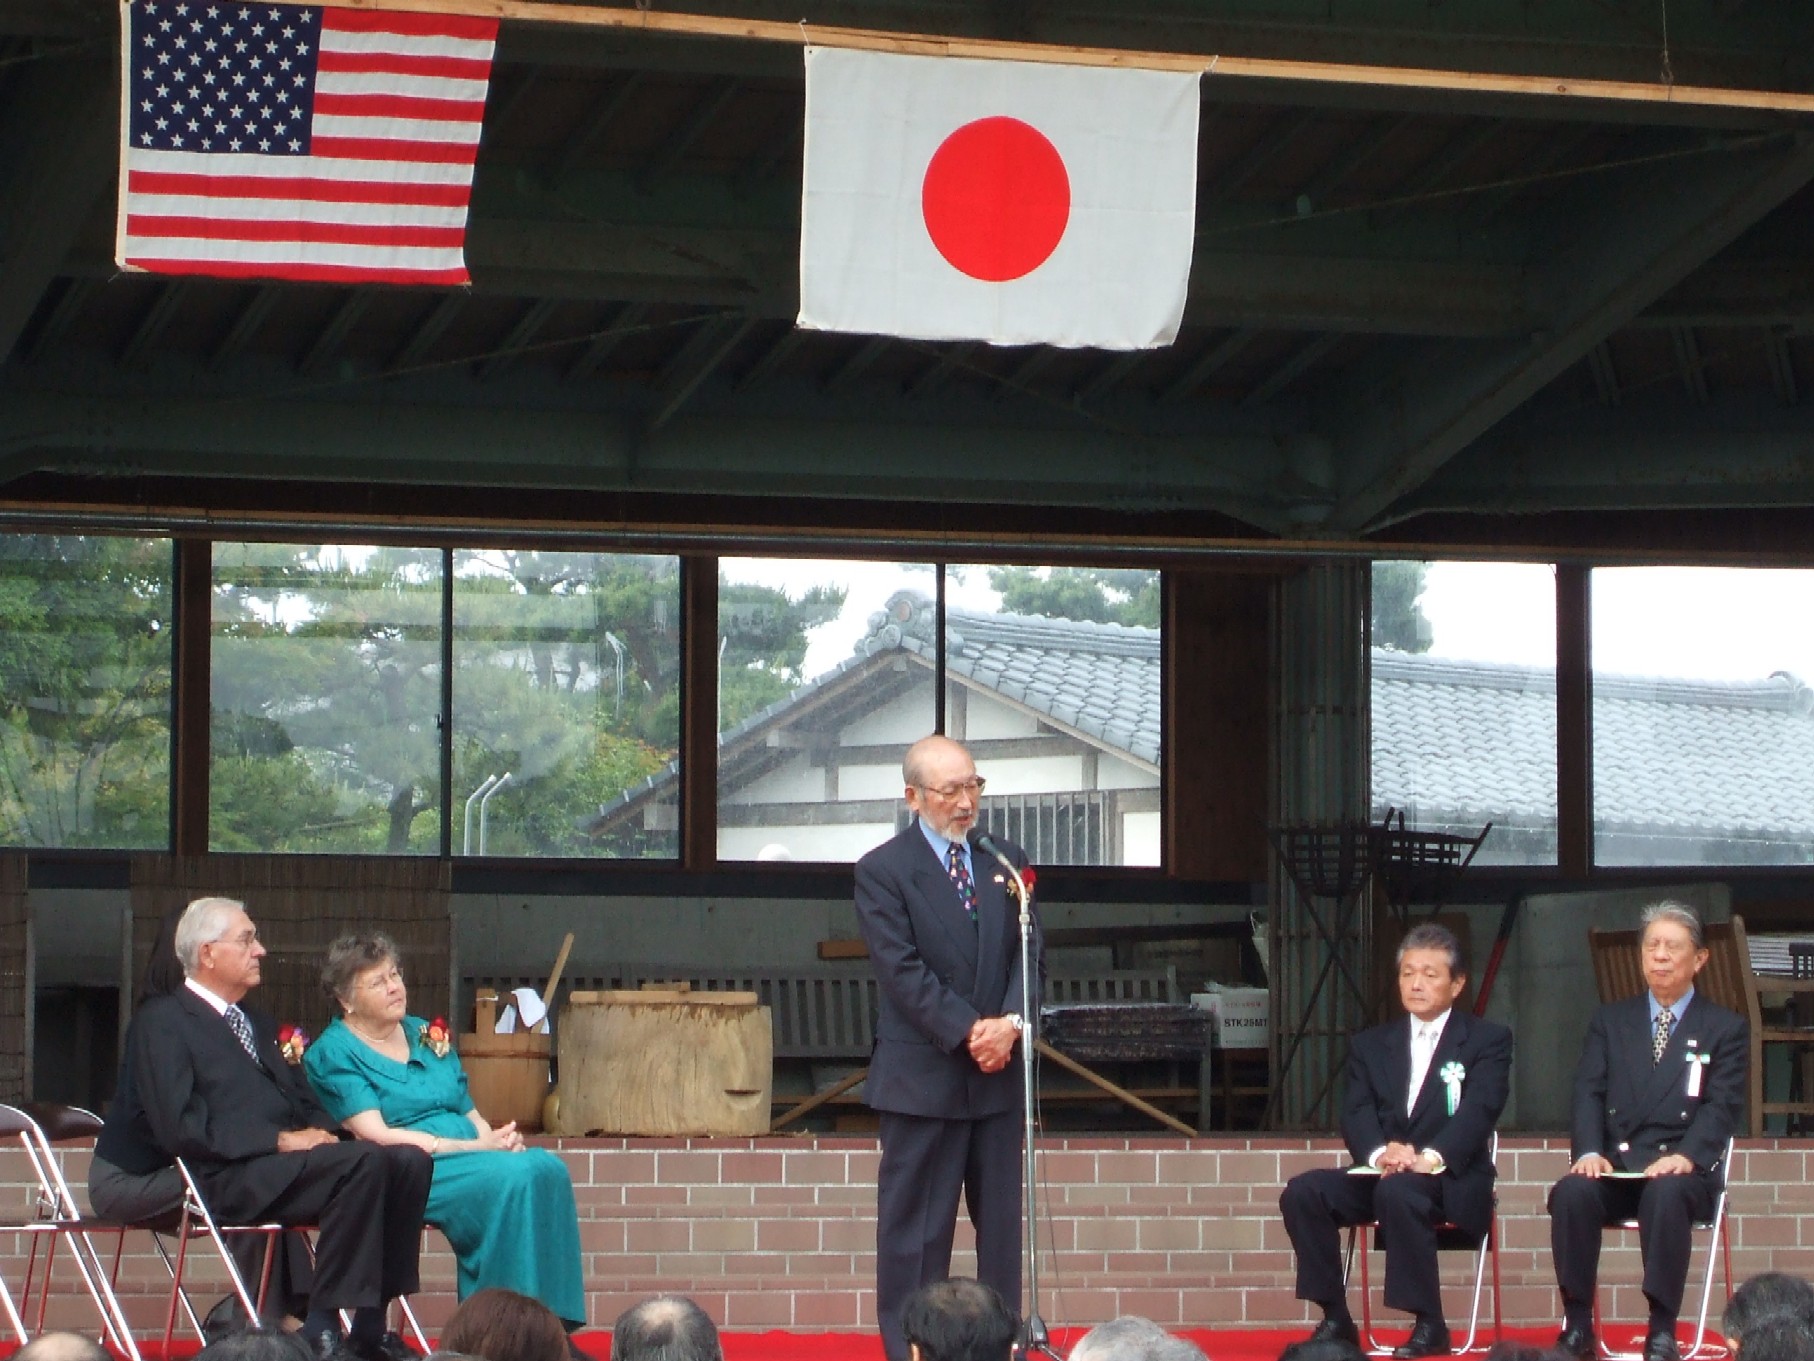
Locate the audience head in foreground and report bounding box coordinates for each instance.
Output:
[15,1335,113,1361]
[191,1330,316,1361]
[1737,1320,1814,1361]
[900,1278,1017,1361]
[1276,1336,1367,1361]
[1727,1274,1814,1349]
[610,1294,724,1361]
[441,1288,570,1361]
[1071,1315,1208,1361]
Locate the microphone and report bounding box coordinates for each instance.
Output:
[966,826,1014,870]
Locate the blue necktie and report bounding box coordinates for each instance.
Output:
[947,842,977,920]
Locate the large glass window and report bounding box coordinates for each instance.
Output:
[947,565,1161,866]
[0,535,171,848]
[1370,561,1558,866]
[211,545,442,854]
[1593,566,1814,866]
[453,551,680,858]
[714,559,937,863]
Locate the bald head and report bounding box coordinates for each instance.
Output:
[611,1294,722,1361]
[902,735,982,843]
[17,1335,111,1361]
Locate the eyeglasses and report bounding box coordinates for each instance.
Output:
[919,777,986,799]
[215,930,260,950]
[360,969,405,993]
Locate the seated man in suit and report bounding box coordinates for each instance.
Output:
[1549,901,1748,1361]
[133,896,432,1361]
[1280,923,1513,1360]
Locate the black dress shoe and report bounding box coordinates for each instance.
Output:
[1392,1319,1452,1359]
[1309,1318,1362,1346]
[1555,1324,1596,1361]
[1643,1330,1681,1361]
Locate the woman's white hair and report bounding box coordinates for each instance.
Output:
[173,897,247,974]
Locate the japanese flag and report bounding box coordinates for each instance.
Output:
[798,46,1200,350]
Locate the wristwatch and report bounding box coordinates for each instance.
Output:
[1005,1013,1025,1032]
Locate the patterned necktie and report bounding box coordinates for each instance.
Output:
[1653,1006,1675,1064]
[225,1004,261,1064]
[947,841,977,920]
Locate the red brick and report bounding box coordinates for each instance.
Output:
[720,1151,785,1183]
[1094,1152,1159,1184]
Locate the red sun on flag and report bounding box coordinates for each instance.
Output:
[919,116,1072,283]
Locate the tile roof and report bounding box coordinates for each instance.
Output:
[594,588,1814,851]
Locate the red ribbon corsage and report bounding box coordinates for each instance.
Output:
[277,1024,309,1066]
[420,1017,452,1058]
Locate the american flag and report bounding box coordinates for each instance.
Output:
[117,0,496,285]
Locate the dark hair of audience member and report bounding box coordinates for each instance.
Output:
[610,1294,723,1361]
[1482,1342,1550,1361]
[900,1278,1017,1361]
[440,1288,570,1361]
[1727,1273,1814,1345]
[1277,1337,1368,1361]
[138,909,186,1004]
[1737,1319,1814,1361]
[192,1328,317,1361]
[15,1332,114,1361]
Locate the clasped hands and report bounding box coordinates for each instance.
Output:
[966,1016,1020,1074]
[1570,1152,1694,1178]
[1376,1141,1441,1176]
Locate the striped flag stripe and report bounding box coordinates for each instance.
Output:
[127,149,476,186]
[129,171,472,209]
[317,50,495,81]
[121,249,471,283]
[128,195,471,228]
[321,7,500,40]
[313,92,488,124]
[320,30,496,60]
[315,70,492,100]
[127,214,467,248]
[309,134,481,164]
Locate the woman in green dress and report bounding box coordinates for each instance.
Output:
[303,933,586,1328]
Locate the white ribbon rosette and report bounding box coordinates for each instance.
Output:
[1440,1060,1466,1116]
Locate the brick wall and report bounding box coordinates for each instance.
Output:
[2,1137,1804,1339]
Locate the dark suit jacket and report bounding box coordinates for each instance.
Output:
[1570,991,1747,1173]
[854,823,1042,1119]
[133,987,341,1221]
[1340,1009,1513,1239]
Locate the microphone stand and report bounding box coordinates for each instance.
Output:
[981,846,1061,1361]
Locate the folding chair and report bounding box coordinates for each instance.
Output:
[0,1103,140,1360]
[1344,1132,1503,1356]
[163,1160,431,1356]
[1593,1138,1736,1361]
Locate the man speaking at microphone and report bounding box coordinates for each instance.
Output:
[855,734,1043,1361]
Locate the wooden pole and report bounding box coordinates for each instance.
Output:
[335,0,1814,116]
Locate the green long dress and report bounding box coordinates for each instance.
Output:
[304,1015,586,1326]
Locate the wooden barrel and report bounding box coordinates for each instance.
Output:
[460,992,551,1134]
[553,989,772,1136]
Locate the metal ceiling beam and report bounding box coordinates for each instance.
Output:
[734,326,806,391]
[903,343,981,400]
[1159,329,1254,404]
[1202,111,1318,202]
[820,336,892,394]
[1291,114,1412,211]
[211,288,278,370]
[1243,333,1342,406]
[300,294,372,377]
[565,301,648,383]
[1322,131,1814,533]
[0,384,1298,520]
[649,314,759,429]
[0,54,110,367]
[477,298,561,380]
[118,283,188,370]
[638,77,741,194]
[389,295,467,374]
[1669,324,1710,405]
[541,73,643,184]
[20,279,93,364]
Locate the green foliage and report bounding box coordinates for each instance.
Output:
[1371,561,1433,653]
[0,536,171,847]
[716,577,847,731]
[990,566,1160,627]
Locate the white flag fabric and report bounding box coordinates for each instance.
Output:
[799,46,1200,350]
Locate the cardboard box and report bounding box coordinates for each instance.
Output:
[1191,986,1270,1050]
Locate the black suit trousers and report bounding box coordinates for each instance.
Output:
[198,1141,431,1313]
[1281,1168,1455,1321]
[875,1108,1022,1361]
[1548,1172,1716,1322]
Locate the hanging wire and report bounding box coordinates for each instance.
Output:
[1659,0,1675,87]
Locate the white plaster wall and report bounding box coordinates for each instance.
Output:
[1123,812,1161,866]
[717,821,898,864]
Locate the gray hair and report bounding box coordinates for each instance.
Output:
[610,1295,723,1361]
[16,1334,113,1361]
[1396,922,1465,977]
[1642,901,1705,950]
[1070,1317,1208,1361]
[321,932,401,1003]
[174,897,249,975]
